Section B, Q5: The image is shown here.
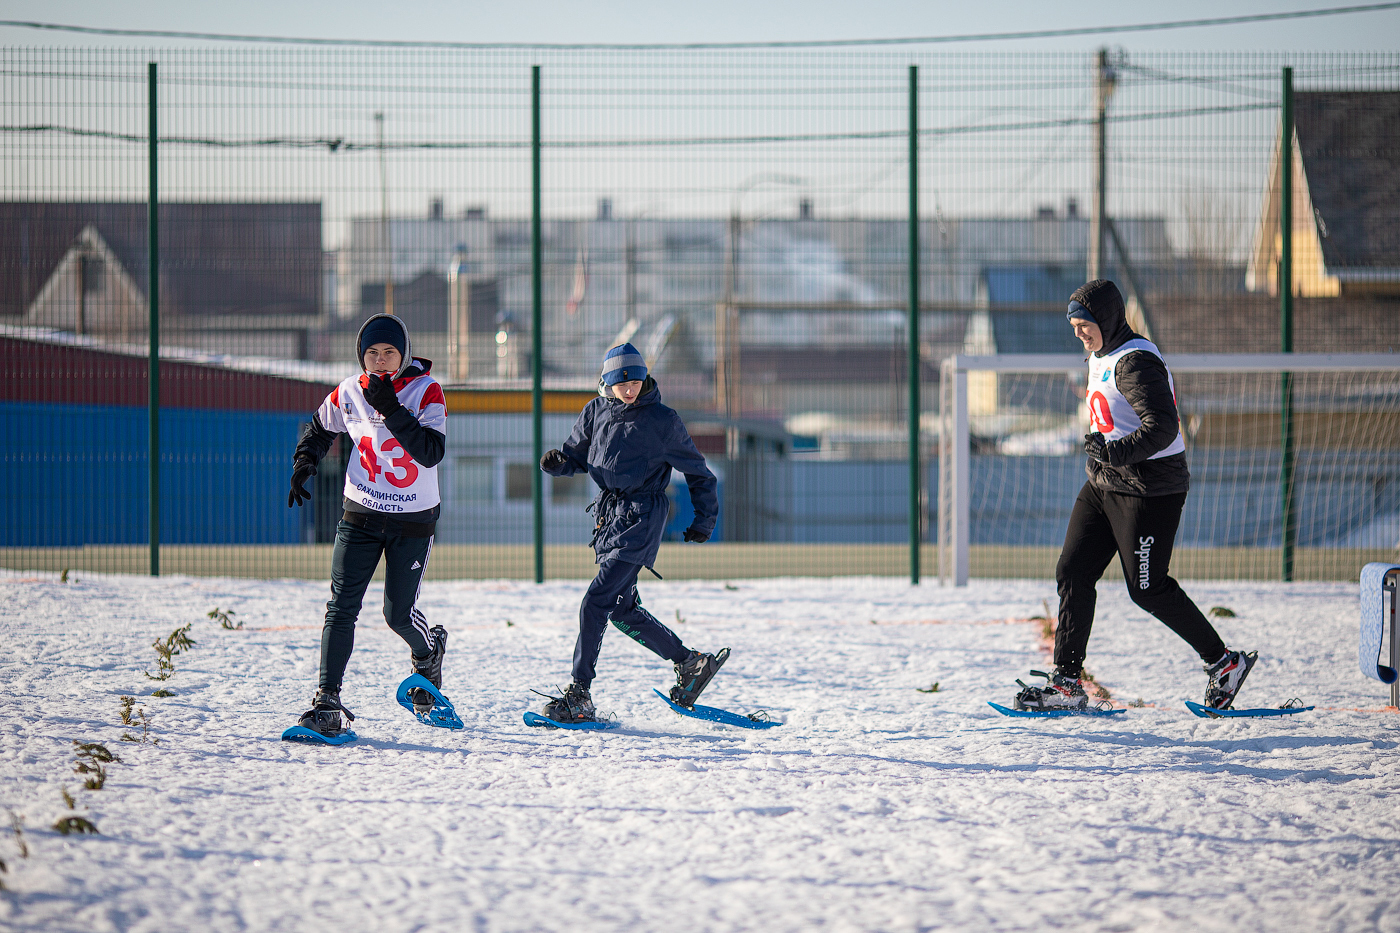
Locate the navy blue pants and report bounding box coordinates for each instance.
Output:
[573,558,688,686]
[319,520,435,693]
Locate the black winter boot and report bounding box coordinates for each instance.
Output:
[297,690,355,737]
[409,625,448,713]
[541,682,596,723]
[670,647,730,709]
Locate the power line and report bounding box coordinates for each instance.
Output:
[2,4,1399,50]
[0,102,1277,152]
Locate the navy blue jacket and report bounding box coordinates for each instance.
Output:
[544,379,718,569]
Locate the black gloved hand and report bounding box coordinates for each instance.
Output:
[363,373,401,415]
[683,527,710,544]
[1083,432,1111,464]
[288,459,317,508]
[540,448,568,472]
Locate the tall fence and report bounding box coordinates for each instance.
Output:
[3,48,1398,581]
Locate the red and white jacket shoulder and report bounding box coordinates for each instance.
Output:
[318,365,447,435]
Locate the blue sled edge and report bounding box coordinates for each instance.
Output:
[395,673,465,730]
[987,701,1126,718]
[1184,699,1313,719]
[523,711,620,731]
[652,688,783,729]
[281,725,358,745]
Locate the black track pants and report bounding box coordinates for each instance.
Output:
[319,520,434,693]
[1054,482,1225,675]
[573,558,688,686]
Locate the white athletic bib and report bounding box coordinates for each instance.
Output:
[317,366,447,513]
[1085,338,1185,460]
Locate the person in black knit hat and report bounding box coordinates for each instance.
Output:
[1012,280,1258,712]
[285,312,450,739]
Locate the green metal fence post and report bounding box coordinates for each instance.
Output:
[531,64,545,585]
[908,65,921,586]
[1280,66,1296,582]
[147,61,160,577]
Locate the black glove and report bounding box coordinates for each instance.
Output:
[288,459,317,508]
[1083,432,1111,464]
[540,448,568,472]
[363,373,401,415]
[683,527,710,544]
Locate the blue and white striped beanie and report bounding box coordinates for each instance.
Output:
[601,343,647,386]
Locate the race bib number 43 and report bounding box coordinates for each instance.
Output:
[358,435,419,489]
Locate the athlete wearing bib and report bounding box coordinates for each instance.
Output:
[1009,280,1257,713]
[285,313,450,738]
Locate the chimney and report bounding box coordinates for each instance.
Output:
[597,197,613,221]
[1065,197,1080,220]
[798,198,814,221]
[430,197,444,220]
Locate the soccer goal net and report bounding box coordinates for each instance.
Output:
[937,353,1400,584]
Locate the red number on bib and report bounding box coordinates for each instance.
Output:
[358,435,380,482]
[358,436,418,488]
[379,438,419,489]
[1088,390,1115,433]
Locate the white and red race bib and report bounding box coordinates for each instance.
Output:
[1085,338,1185,460]
[317,367,447,513]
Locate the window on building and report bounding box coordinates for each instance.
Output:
[505,463,534,501]
[551,473,593,502]
[453,457,494,502]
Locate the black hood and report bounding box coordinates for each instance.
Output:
[355,312,413,379]
[1070,279,1135,355]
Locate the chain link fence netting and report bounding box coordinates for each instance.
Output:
[2,47,1397,580]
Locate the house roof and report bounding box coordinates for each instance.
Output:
[988,310,1084,355]
[0,202,322,318]
[983,265,1085,306]
[1296,92,1400,272]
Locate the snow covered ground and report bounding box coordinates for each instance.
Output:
[0,571,1397,933]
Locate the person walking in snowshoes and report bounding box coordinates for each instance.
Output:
[286,313,450,739]
[1014,280,1256,712]
[537,343,723,724]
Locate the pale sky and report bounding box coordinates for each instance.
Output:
[1,0,1397,51]
[4,1,1395,248]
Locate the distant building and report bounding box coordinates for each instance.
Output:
[332,199,1176,423]
[0,202,324,358]
[1247,91,1400,297]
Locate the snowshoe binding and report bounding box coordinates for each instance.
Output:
[1013,668,1089,712]
[408,625,448,715]
[670,647,730,709]
[1203,649,1258,710]
[537,682,597,724]
[283,690,357,744]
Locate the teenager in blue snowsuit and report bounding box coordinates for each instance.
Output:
[537,343,723,723]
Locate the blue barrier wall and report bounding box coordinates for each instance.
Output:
[4,401,307,547]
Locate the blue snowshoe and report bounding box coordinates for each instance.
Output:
[395,674,464,730]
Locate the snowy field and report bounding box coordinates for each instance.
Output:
[0,571,1397,933]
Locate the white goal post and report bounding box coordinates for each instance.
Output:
[938,353,1400,586]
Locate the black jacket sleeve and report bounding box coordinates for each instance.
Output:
[1106,351,1181,467]
[383,407,446,468]
[293,412,339,466]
